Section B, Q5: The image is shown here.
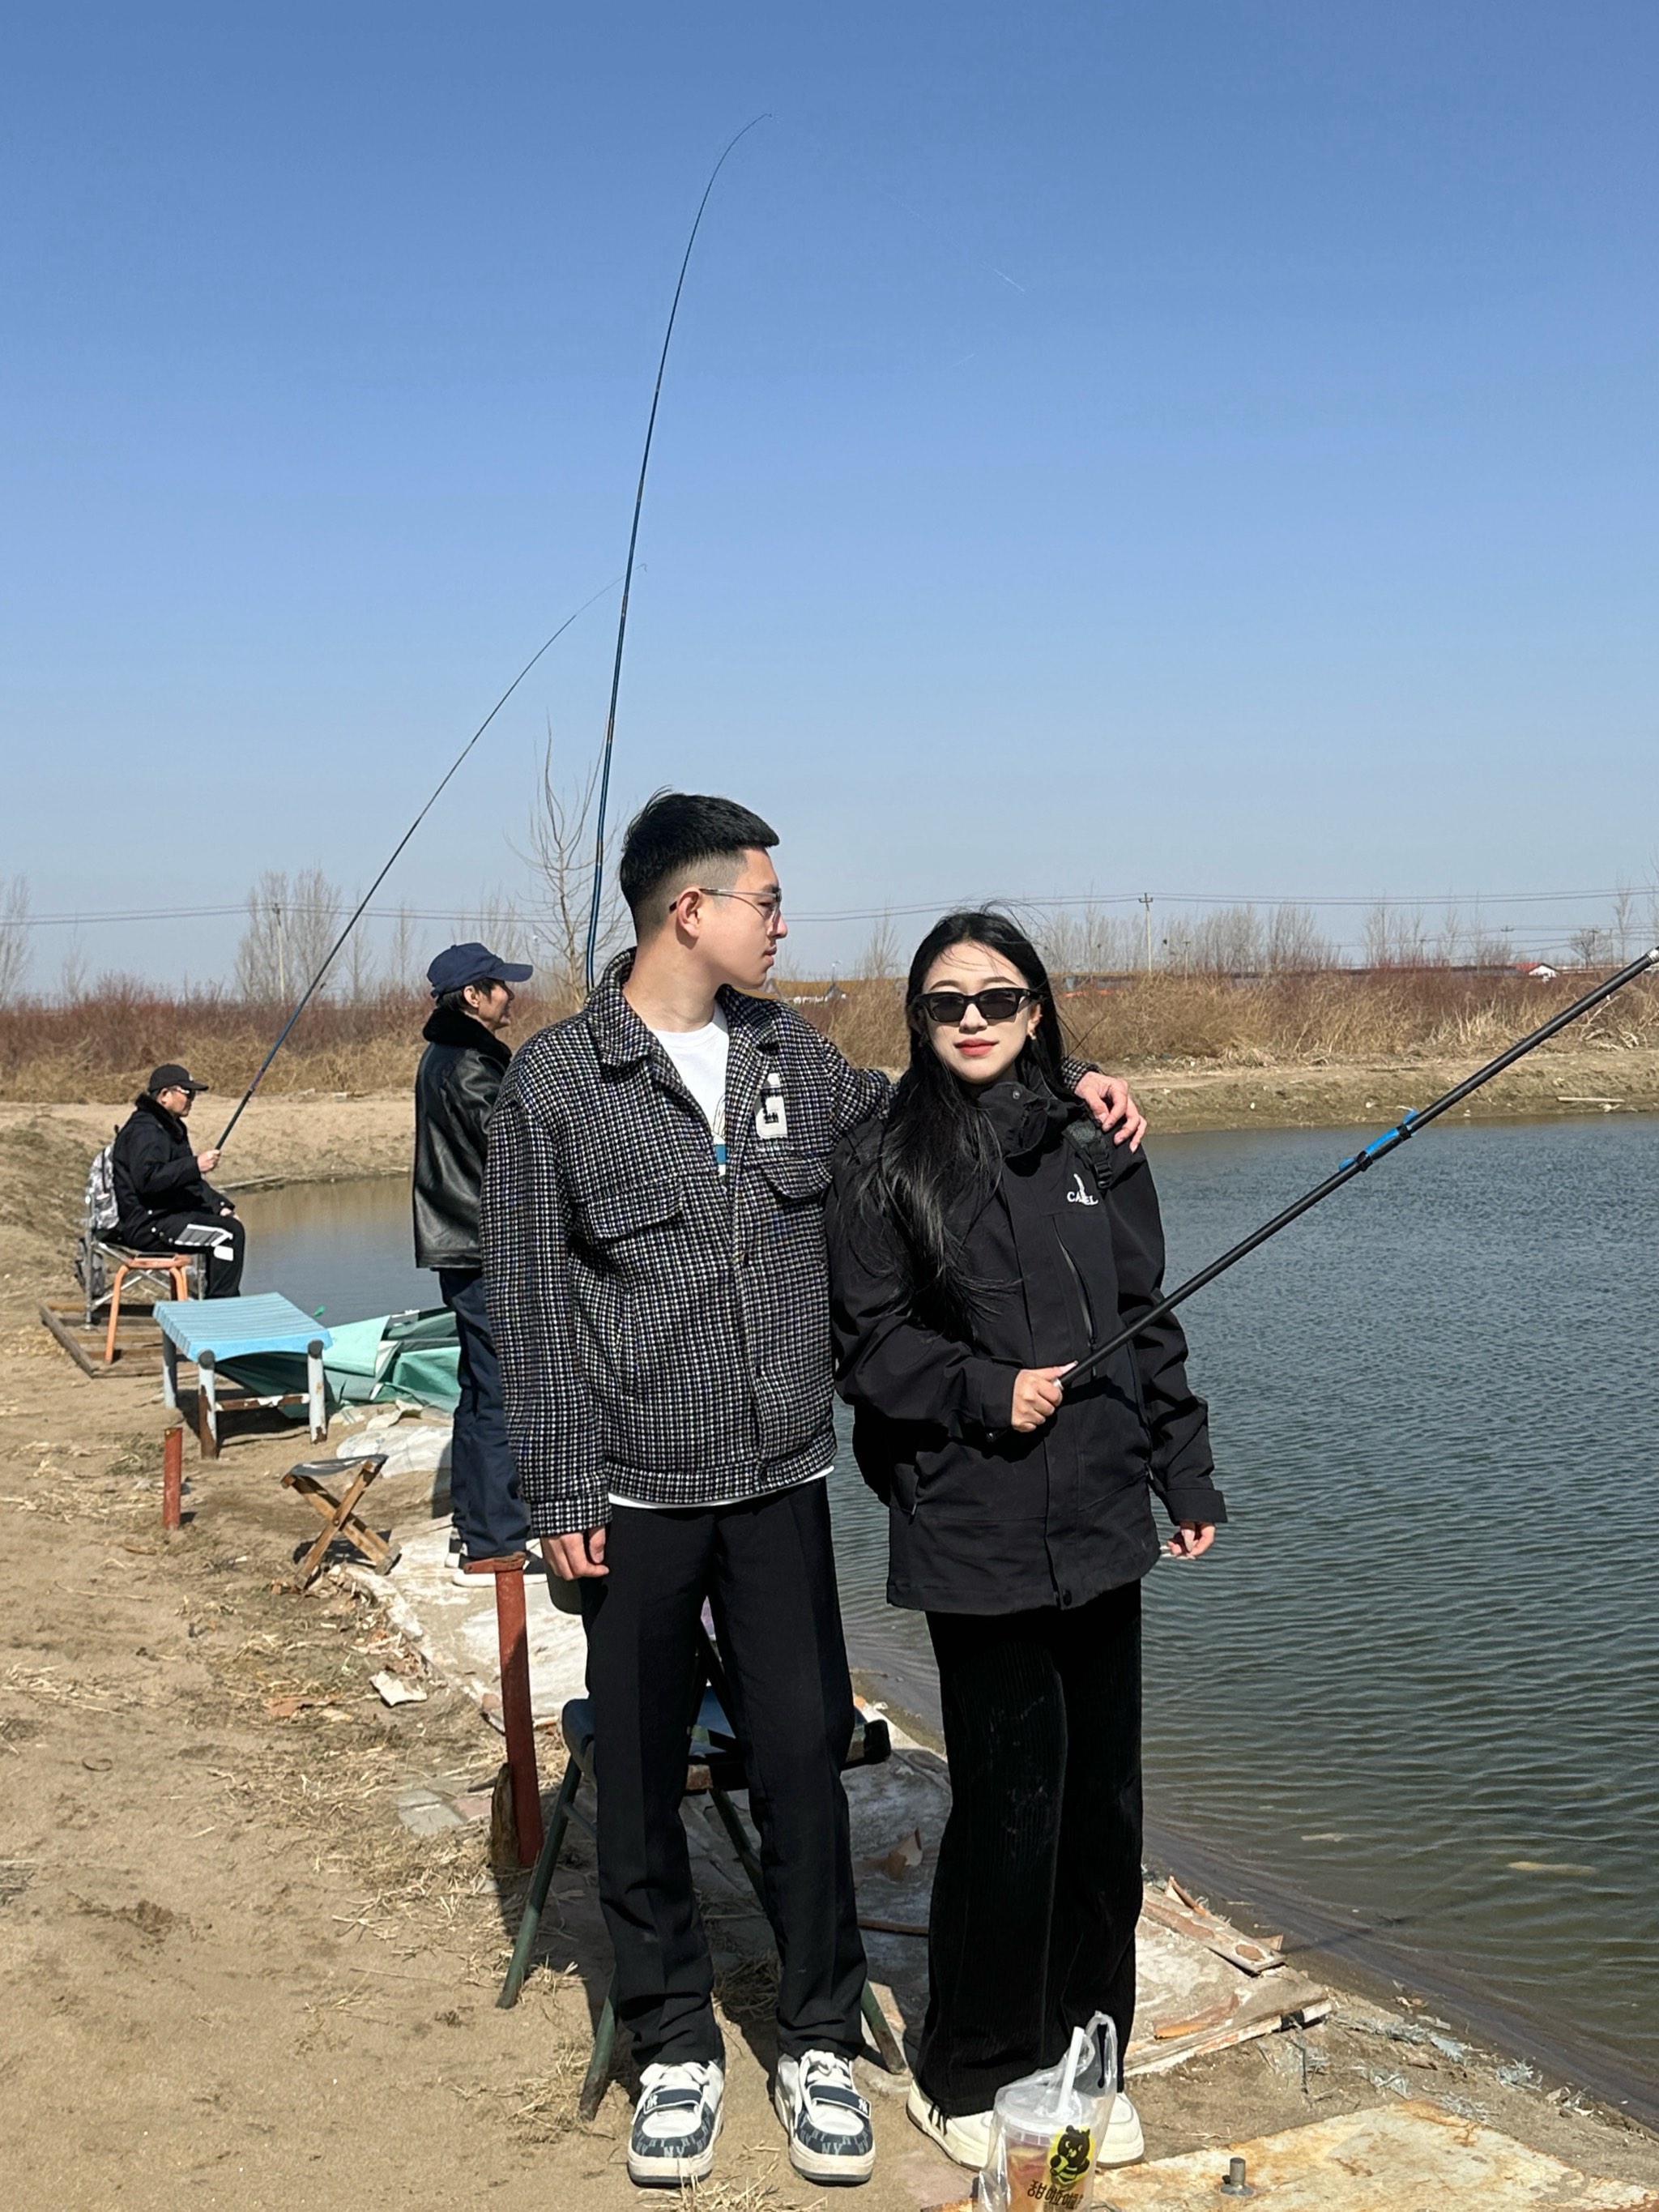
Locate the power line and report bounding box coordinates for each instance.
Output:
[10,884,1651,930]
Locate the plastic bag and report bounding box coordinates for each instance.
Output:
[978,2013,1118,2212]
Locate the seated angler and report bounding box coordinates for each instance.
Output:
[109,1064,246,1297]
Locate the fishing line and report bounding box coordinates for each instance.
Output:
[213,574,621,1151]
[1064,946,1659,1394]
[582,116,769,992]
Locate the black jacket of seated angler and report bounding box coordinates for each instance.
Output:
[110,1092,228,1239]
[826,1078,1226,1616]
[412,1006,513,1270]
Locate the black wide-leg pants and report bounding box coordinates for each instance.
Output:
[578,1480,868,2070]
[919,1580,1143,2117]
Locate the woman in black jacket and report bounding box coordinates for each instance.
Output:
[826,912,1225,2174]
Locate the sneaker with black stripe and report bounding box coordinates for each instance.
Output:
[627,2060,723,2187]
[774,2049,876,2184]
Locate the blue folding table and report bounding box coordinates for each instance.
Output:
[156,1296,333,1458]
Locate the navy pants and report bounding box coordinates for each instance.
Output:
[578,1481,867,2070]
[437,1269,527,1559]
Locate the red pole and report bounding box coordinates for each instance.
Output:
[467,1557,543,1864]
[161,1424,183,1531]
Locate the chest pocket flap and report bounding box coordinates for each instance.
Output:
[757,1151,834,1204]
[582,1176,684,1244]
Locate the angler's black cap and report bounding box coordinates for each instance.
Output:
[148,1064,207,1096]
[426,942,534,997]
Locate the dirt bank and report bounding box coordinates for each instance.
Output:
[4,1102,1659,2203]
[6,1039,1659,1223]
[1121,1043,1659,1132]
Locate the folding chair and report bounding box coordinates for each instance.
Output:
[497,1625,906,2116]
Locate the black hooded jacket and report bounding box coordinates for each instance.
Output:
[413,1006,513,1270]
[826,1078,1226,1616]
[110,1093,227,1238]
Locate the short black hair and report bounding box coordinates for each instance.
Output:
[617,791,778,930]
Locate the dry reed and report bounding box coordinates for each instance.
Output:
[3,967,1656,1105]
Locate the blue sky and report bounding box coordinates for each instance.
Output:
[3,2,1657,986]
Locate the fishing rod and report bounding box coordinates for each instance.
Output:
[582,116,768,992]
[213,574,621,1152]
[1064,945,1659,1395]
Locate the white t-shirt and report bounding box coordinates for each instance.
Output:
[610,1004,829,1509]
[651,1007,730,1174]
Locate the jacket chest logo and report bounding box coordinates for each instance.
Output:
[1065,1169,1099,1206]
[754,1073,788,1139]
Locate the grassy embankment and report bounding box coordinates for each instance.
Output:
[4,967,1659,1126]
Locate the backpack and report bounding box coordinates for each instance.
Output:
[85,1138,120,1235]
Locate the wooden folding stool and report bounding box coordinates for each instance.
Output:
[283,1453,399,1586]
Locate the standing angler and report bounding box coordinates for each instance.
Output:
[413,942,534,1570]
[482,792,1145,2189]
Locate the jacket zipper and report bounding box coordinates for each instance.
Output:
[1056,1233,1097,1356]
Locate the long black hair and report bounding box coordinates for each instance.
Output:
[858,909,1067,1334]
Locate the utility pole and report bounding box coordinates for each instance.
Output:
[1141,893,1154,972]
[275,903,287,1001]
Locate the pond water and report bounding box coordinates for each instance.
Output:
[237,1115,1659,2114]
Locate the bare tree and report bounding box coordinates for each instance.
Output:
[1435,903,1467,968]
[1162,905,1265,975]
[343,895,379,1005]
[235,869,343,1002]
[458,891,532,963]
[1568,924,1610,967]
[1265,904,1334,972]
[59,929,87,1006]
[1037,905,1136,980]
[1612,883,1635,964]
[519,728,625,995]
[384,905,421,995]
[853,913,902,981]
[0,875,30,1005]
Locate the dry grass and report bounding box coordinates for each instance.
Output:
[0,981,583,1103]
[795,966,1659,1073]
[6,966,1657,1106]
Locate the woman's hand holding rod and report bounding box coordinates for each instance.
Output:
[1009,1364,1073,1431]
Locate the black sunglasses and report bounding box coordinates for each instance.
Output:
[911,986,1038,1026]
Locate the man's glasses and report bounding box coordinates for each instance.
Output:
[911,986,1038,1026]
[696,886,785,931]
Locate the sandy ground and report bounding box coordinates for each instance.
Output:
[8,1038,1659,1207]
[2,1104,1657,2206]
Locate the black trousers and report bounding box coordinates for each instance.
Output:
[131,1211,246,1299]
[578,1480,867,2069]
[919,1581,1143,2116]
[437,1269,527,1558]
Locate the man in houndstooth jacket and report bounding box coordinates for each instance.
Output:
[482,792,1143,2188]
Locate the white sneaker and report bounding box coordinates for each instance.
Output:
[774,2049,875,2184]
[1098,2090,1145,2166]
[906,2082,994,2170]
[627,2060,723,2187]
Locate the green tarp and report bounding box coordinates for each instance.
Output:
[221,1307,460,1414]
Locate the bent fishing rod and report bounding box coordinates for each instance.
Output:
[1063,944,1659,1395]
[582,116,768,992]
[213,574,621,1152]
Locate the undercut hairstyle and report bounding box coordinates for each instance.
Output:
[847,910,1067,1334]
[617,791,779,933]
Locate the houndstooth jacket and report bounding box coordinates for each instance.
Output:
[481,957,891,1535]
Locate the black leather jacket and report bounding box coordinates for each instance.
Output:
[413,1007,512,1270]
[828,1078,1224,1616]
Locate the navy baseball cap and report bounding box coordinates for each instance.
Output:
[426,942,534,997]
